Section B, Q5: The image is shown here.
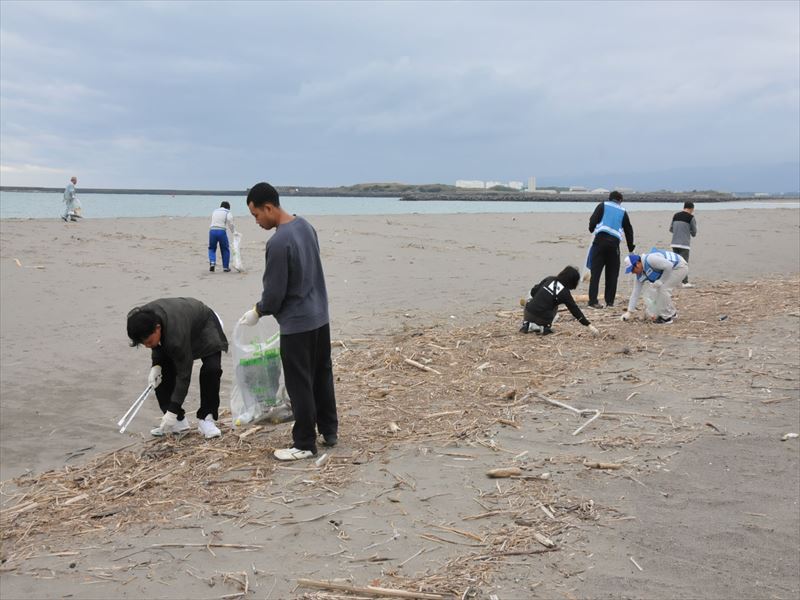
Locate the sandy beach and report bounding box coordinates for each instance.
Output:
[1,208,799,599]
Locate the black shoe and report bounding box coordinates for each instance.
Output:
[655,315,674,324]
[322,434,338,447]
[519,321,531,333]
[209,264,215,272]
[223,268,231,272]
[588,302,604,309]
[541,326,554,336]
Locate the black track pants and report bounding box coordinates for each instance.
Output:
[279,324,338,453]
[588,242,621,306]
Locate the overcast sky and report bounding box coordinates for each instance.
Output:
[1,0,798,191]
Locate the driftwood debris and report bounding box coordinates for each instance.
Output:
[486,467,522,479]
[296,578,446,599]
[403,357,441,375]
[534,392,601,436]
[583,461,624,470]
[533,532,556,548]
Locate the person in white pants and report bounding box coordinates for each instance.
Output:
[621,249,689,324]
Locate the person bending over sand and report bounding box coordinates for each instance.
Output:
[521,265,600,337]
[127,297,227,438]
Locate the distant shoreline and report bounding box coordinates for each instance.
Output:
[1,185,796,203]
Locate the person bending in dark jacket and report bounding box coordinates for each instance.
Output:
[520,266,600,336]
[587,190,635,309]
[127,297,228,438]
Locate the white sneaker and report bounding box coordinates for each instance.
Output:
[682,282,695,288]
[150,418,191,437]
[273,447,316,461]
[198,415,222,439]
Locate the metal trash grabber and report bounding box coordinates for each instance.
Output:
[118,384,153,433]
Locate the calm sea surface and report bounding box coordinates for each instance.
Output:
[1,191,798,219]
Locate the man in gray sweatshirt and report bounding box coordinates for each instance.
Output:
[239,182,338,461]
[669,201,697,287]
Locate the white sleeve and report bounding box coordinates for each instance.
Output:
[227,212,235,235]
[647,253,675,275]
[627,278,644,313]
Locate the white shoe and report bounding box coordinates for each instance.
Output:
[682,282,695,288]
[198,415,222,439]
[273,447,316,461]
[150,418,191,437]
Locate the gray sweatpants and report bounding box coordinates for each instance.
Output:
[653,263,689,319]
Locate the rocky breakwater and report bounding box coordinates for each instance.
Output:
[401,191,743,203]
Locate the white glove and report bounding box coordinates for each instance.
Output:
[652,279,663,289]
[621,311,631,322]
[148,365,162,388]
[239,307,260,326]
[587,324,600,336]
[160,410,178,431]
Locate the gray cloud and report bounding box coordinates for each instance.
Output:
[1,0,798,190]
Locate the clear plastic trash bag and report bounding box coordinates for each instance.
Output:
[232,232,243,272]
[229,318,293,427]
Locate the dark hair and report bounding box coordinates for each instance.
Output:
[556,265,581,290]
[609,190,623,202]
[683,201,694,209]
[247,182,280,208]
[220,201,230,209]
[127,307,161,347]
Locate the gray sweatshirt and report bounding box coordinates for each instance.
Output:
[256,216,330,335]
[669,210,697,249]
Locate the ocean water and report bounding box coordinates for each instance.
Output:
[1,190,798,219]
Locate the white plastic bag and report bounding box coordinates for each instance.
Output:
[232,232,243,272]
[643,284,666,319]
[230,319,293,427]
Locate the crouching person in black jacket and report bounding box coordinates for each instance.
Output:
[521,266,600,337]
[127,297,228,438]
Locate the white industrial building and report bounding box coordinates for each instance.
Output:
[508,181,524,190]
[455,180,485,189]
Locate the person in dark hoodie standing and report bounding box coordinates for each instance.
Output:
[587,190,635,309]
[669,201,697,287]
[239,182,338,462]
[520,265,600,337]
[127,297,227,438]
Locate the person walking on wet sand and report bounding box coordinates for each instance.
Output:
[239,182,338,461]
[669,201,697,288]
[127,297,227,438]
[587,190,635,309]
[62,176,80,222]
[208,201,236,272]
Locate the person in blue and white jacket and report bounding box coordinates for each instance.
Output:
[587,190,635,309]
[621,249,688,324]
[208,201,236,272]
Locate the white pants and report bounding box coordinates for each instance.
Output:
[653,263,689,319]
